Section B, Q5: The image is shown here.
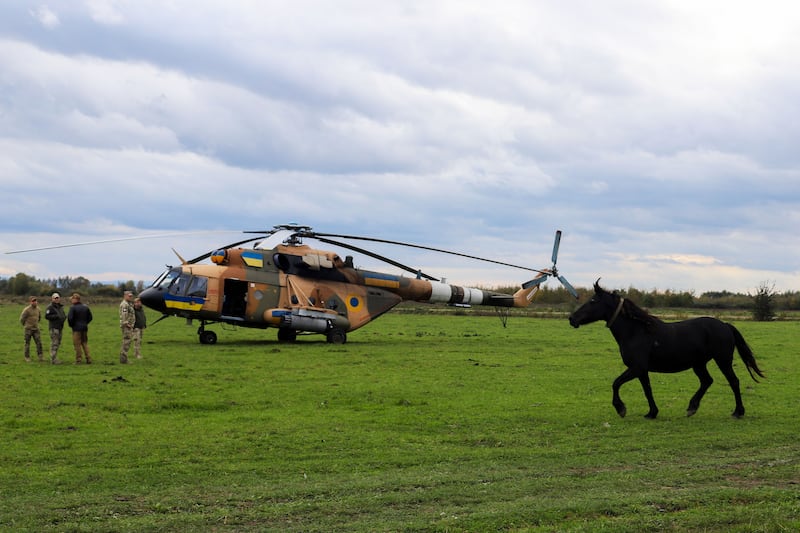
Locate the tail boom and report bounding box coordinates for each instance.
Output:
[383,275,540,308]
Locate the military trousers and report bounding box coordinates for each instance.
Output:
[24,329,43,361]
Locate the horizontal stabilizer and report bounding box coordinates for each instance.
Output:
[522,274,549,290]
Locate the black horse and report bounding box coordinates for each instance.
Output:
[568,280,765,419]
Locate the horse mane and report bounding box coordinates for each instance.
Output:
[621,297,662,329]
[594,279,662,330]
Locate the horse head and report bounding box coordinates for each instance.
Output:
[568,278,620,328]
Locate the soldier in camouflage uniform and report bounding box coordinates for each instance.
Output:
[20,296,44,362]
[118,291,135,364]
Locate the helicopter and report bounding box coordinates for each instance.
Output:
[135,224,578,344]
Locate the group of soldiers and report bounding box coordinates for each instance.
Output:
[19,291,147,365]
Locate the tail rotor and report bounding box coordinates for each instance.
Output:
[521,230,578,299]
[550,230,578,298]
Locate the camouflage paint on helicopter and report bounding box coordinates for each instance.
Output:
[139,238,550,344]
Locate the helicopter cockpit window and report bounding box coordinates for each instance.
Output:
[169,273,190,295]
[186,276,208,298]
[152,269,179,289]
[164,272,207,298]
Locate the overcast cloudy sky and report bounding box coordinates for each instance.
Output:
[2,1,799,294]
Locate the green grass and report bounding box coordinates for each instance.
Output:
[1,304,798,531]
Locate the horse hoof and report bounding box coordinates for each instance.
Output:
[644,413,658,420]
[732,411,745,419]
[616,407,627,418]
[686,408,697,417]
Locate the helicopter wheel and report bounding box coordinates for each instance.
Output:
[199,330,218,345]
[326,328,347,344]
[277,328,297,343]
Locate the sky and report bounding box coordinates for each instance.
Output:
[1,1,799,295]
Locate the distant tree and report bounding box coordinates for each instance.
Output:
[94,283,122,297]
[118,280,137,293]
[8,273,35,296]
[752,281,776,321]
[65,276,91,294]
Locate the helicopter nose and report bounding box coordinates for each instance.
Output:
[139,286,166,313]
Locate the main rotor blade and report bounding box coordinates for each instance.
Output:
[310,232,548,275]
[551,230,562,265]
[313,236,439,281]
[5,231,240,255]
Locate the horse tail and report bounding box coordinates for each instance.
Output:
[728,324,766,382]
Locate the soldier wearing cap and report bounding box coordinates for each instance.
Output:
[20,296,43,362]
[119,291,135,364]
[44,292,66,364]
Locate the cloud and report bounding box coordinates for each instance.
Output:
[1,1,799,294]
[86,0,125,25]
[30,5,59,29]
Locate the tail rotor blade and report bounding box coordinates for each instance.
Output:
[558,275,579,299]
[551,230,562,265]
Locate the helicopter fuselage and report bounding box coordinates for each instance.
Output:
[138,242,542,343]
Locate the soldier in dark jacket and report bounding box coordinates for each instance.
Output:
[44,293,66,364]
[133,297,147,359]
[67,293,93,364]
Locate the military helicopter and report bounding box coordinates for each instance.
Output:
[136,224,577,344]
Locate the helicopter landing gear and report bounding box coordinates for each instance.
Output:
[198,323,218,345]
[326,328,347,344]
[199,330,218,345]
[277,328,297,343]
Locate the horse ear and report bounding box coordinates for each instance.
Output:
[594,278,602,292]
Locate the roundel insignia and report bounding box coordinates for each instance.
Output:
[347,295,361,311]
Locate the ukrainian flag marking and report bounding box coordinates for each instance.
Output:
[242,251,264,268]
[364,272,400,289]
[164,294,204,311]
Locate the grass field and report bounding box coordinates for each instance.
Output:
[1,303,798,531]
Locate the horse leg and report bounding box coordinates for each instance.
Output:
[612,368,637,418]
[717,360,745,418]
[687,364,714,417]
[637,372,659,419]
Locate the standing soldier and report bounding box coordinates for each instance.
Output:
[119,291,135,364]
[20,296,44,362]
[44,293,66,364]
[67,293,93,364]
[132,297,147,359]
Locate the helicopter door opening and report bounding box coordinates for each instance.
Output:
[222,279,248,320]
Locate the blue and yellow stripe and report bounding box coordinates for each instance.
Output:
[164,294,204,312]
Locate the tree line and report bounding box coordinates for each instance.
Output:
[2,272,794,320]
[495,282,795,320]
[1,273,144,299]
